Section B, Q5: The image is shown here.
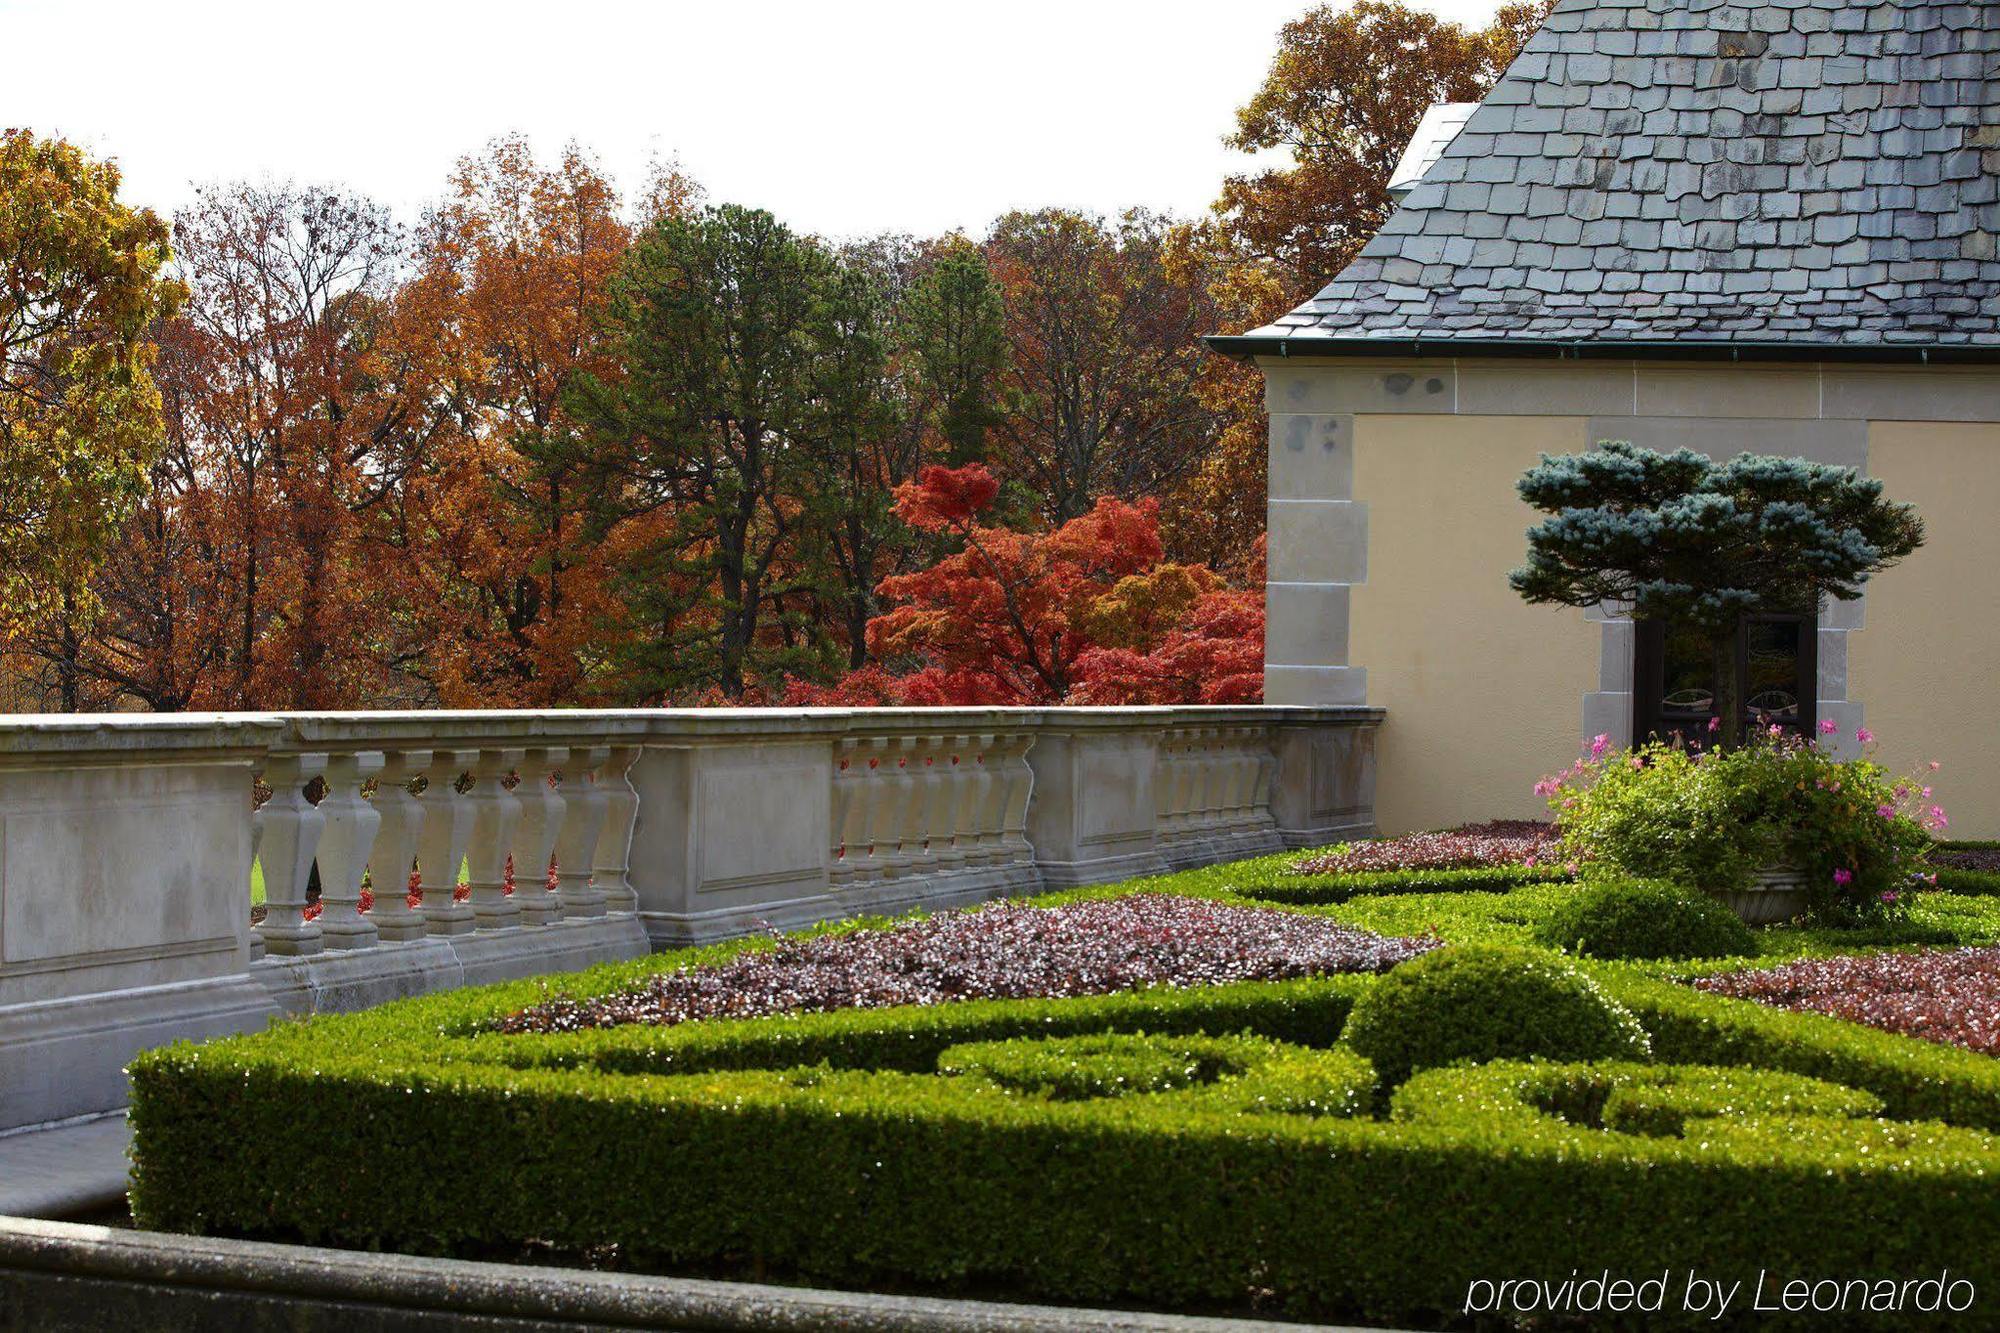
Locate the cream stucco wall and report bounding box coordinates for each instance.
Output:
[1848,421,2000,837]
[1347,416,1600,834]
[1260,357,2000,838]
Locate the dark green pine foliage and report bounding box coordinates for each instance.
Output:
[1509,441,1924,744]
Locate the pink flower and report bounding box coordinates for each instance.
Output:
[1523,856,1538,869]
[1929,806,1950,831]
[1856,727,1875,745]
[1629,755,1644,770]
[1922,786,1933,799]
[1877,804,1897,820]
[1881,890,1900,904]
[1833,868,1854,887]
[1929,761,1941,771]
[1589,733,1610,759]
[1768,723,1785,738]
[1707,716,1720,733]
[1818,718,1839,735]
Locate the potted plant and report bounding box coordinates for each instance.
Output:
[1539,726,1942,924]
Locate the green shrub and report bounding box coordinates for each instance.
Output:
[1545,736,1935,918]
[1240,863,1570,906]
[1932,867,2000,896]
[937,1031,1376,1116]
[125,907,2000,1330]
[1392,1060,1885,1138]
[130,962,2000,1331]
[1340,945,1650,1084]
[1532,878,1754,961]
[939,1032,1256,1099]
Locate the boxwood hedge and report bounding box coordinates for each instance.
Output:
[128,927,2000,1330]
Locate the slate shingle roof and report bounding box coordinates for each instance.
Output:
[1249,0,2000,351]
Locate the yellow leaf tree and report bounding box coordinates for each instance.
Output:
[0,129,185,679]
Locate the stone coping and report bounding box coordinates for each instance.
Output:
[0,706,1384,762]
[0,1215,1375,1332]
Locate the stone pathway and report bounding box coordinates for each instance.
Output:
[0,1113,130,1219]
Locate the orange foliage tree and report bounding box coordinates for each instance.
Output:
[787,464,1262,706]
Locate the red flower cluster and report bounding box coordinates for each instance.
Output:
[1294,820,1561,876]
[497,893,1435,1034]
[1697,949,2000,1055]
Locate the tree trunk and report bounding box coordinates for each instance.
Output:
[1712,633,1741,748]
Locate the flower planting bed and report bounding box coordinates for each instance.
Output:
[129,865,2000,1331]
[1696,948,2000,1056]
[499,894,1433,1033]
[1292,818,1557,875]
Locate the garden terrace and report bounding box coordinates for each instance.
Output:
[0,704,1377,1134]
[128,854,2000,1330]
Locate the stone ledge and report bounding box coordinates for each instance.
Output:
[0,1216,1380,1332]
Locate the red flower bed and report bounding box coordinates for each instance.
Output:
[1294,820,1561,876]
[497,894,1437,1034]
[1696,949,2000,1055]
[1933,847,2000,872]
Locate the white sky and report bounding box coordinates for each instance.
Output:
[3,0,1507,240]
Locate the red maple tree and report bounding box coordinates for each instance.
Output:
[787,464,1261,706]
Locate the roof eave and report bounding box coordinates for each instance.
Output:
[1202,334,2000,367]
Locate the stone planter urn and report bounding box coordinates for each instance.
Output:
[1710,865,1810,926]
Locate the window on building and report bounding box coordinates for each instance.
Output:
[1633,614,1817,744]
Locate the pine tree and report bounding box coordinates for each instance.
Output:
[1510,441,1925,746]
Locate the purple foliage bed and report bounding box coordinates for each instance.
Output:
[1696,948,2000,1055]
[1294,819,1560,876]
[499,894,1436,1034]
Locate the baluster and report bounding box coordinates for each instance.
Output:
[315,751,383,950]
[417,749,476,936]
[878,737,919,878]
[591,745,640,913]
[965,735,1000,865]
[997,733,1035,863]
[553,745,610,918]
[895,736,935,877]
[935,736,971,871]
[513,746,566,926]
[256,753,325,957]
[1154,736,1177,837]
[368,749,428,942]
[853,738,896,882]
[830,741,863,888]
[464,747,524,931]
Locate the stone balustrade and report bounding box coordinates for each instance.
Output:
[0,705,1377,1132]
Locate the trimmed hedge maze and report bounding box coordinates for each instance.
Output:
[130,917,2000,1330]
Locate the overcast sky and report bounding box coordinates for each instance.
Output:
[3,0,1507,240]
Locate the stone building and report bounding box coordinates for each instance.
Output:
[1214,0,2000,834]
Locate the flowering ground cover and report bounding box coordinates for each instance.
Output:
[1695,948,2000,1055]
[498,893,1435,1033]
[1291,819,1559,875]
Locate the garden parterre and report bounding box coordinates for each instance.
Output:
[129,832,2000,1330]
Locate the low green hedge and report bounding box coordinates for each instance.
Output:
[1930,867,2000,896]
[1343,944,1650,1084]
[1533,879,1755,961]
[128,929,2000,1330]
[1239,863,1571,906]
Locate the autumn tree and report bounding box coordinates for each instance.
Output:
[793,463,1262,707]
[1215,0,1555,297]
[151,182,406,708]
[985,208,1222,527]
[0,130,186,703]
[396,137,636,705]
[1164,1,1554,570]
[572,203,836,699]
